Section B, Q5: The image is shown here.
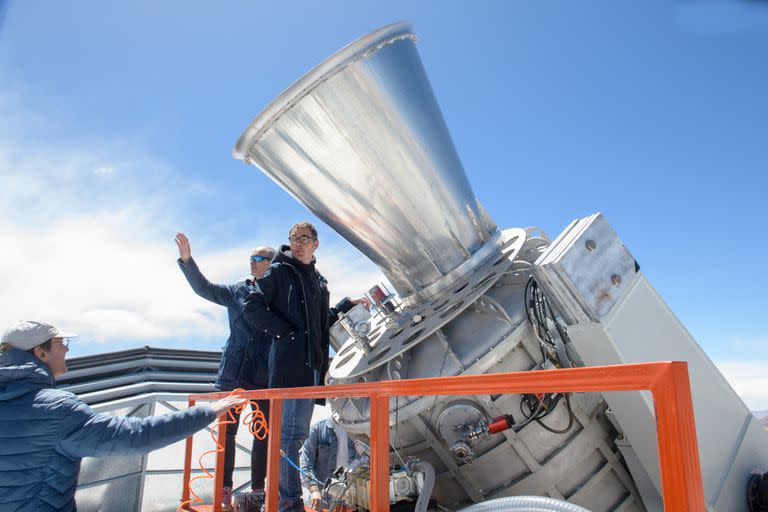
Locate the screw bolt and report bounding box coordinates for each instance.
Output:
[585,239,597,251]
[611,274,622,286]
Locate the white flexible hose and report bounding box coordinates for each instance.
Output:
[409,460,436,512]
[459,496,592,512]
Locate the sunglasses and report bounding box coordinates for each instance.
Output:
[288,235,316,245]
[47,338,69,349]
[250,255,271,263]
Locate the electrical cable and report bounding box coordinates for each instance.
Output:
[391,441,407,467]
[518,392,574,435]
[525,278,552,362]
[536,393,574,435]
[510,399,543,432]
[423,346,451,441]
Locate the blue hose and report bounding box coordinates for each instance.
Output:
[280,449,324,487]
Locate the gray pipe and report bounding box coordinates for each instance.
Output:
[459,496,592,512]
[409,460,436,512]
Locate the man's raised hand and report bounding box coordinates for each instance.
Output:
[175,233,192,263]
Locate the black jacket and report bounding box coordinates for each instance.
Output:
[243,246,352,389]
[178,257,270,390]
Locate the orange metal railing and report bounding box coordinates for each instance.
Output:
[180,361,705,512]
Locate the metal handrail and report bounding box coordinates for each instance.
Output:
[181,361,705,512]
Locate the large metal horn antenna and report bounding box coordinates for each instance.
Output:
[233,22,498,305]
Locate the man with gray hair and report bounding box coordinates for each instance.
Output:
[0,320,243,512]
[176,232,276,511]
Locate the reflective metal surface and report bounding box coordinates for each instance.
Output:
[234,23,496,300]
[328,228,527,380]
[533,213,639,324]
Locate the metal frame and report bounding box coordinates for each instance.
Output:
[181,361,705,512]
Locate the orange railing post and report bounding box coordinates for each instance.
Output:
[369,395,391,512]
[212,417,228,512]
[651,362,706,511]
[264,398,283,512]
[180,398,196,510]
[183,362,706,511]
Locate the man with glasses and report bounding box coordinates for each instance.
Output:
[176,233,276,511]
[244,221,369,512]
[0,320,243,512]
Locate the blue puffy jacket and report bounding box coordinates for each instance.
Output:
[178,256,271,391]
[0,349,216,512]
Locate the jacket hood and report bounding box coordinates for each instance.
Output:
[0,348,55,401]
[275,244,317,272]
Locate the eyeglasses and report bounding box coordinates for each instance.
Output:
[289,235,316,245]
[50,338,69,349]
[250,255,270,263]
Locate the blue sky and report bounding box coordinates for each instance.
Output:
[0,1,766,406]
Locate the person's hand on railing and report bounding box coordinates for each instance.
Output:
[209,395,247,418]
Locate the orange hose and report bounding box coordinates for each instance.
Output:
[178,389,269,511]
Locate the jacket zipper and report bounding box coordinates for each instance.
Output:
[289,265,312,368]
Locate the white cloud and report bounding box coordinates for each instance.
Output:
[0,95,384,355]
[0,171,383,354]
[0,210,230,345]
[715,360,768,411]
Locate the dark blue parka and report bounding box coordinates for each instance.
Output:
[178,257,271,391]
[0,349,215,512]
[243,246,352,389]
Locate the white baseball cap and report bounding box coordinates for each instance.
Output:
[1,320,78,351]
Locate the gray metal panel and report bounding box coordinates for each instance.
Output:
[533,213,638,324]
[559,265,768,511]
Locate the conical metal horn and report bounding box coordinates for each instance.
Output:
[234,22,498,304]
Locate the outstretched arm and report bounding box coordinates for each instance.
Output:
[59,395,245,458]
[328,296,370,325]
[176,232,236,307]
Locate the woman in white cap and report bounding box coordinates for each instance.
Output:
[0,320,243,512]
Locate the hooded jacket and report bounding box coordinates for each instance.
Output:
[0,349,215,512]
[178,256,271,390]
[243,246,353,389]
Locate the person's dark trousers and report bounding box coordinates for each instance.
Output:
[223,399,271,490]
